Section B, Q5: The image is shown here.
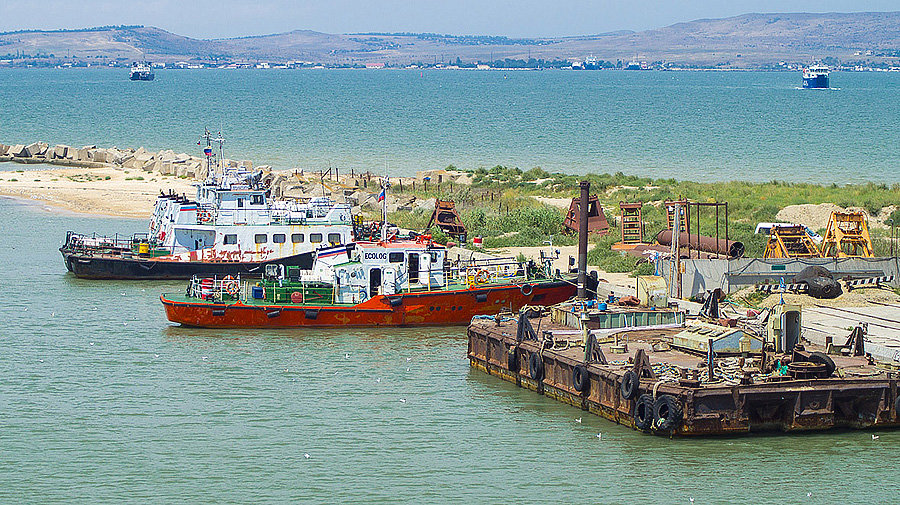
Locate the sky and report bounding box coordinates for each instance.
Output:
[1,1,898,39]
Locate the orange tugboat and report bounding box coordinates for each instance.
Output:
[160,238,577,327]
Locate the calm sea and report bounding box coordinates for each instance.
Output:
[1,68,899,184]
[0,197,898,503]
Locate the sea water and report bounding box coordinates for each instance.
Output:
[0,198,898,503]
[1,68,899,184]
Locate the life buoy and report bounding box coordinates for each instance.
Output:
[476,269,491,284]
[653,394,683,431]
[223,275,239,296]
[197,209,212,222]
[520,283,534,296]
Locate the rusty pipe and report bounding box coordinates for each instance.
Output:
[656,230,744,258]
[577,181,590,299]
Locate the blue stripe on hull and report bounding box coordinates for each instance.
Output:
[802,75,829,88]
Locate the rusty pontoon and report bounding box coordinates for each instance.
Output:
[468,307,900,436]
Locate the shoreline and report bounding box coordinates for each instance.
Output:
[0,163,195,218]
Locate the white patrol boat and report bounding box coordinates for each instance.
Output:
[60,130,354,279]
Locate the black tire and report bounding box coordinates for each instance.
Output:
[621,370,639,400]
[520,284,534,296]
[806,276,842,299]
[572,365,589,393]
[807,351,836,377]
[529,352,544,381]
[653,394,684,432]
[634,394,654,431]
[507,348,519,372]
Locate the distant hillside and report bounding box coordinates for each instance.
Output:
[2,12,900,67]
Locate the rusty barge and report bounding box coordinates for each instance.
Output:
[468,303,900,436]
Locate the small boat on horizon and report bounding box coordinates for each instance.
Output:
[130,61,155,81]
[802,64,829,88]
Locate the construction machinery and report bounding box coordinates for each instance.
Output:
[562,194,609,236]
[619,201,644,245]
[426,199,468,242]
[764,225,822,259]
[820,211,873,258]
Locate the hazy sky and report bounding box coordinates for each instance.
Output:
[2,1,898,38]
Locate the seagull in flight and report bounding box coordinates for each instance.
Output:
[575,417,582,423]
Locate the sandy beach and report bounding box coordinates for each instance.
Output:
[0,163,195,217]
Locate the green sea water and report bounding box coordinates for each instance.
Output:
[0,197,898,503]
[1,68,899,184]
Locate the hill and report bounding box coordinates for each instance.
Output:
[2,12,899,67]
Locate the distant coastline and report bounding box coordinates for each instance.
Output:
[3,12,900,70]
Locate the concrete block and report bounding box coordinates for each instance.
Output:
[89,149,109,163]
[24,142,44,156]
[0,143,9,155]
[52,145,70,159]
[8,144,27,157]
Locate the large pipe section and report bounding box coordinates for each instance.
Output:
[577,181,589,299]
[656,230,745,258]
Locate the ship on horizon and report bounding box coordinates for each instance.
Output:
[802,64,829,88]
[130,61,155,81]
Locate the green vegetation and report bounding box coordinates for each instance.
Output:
[125,176,145,181]
[384,165,900,274]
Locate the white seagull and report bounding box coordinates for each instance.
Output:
[304,453,310,459]
[399,398,407,403]
[575,417,582,423]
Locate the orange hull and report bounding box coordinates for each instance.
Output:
[162,281,575,328]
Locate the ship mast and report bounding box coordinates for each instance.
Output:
[200,128,227,179]
[380,176,390,242]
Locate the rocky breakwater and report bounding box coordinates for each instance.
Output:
[0,140,223,180]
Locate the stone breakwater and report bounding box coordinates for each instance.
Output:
[0,141,252,180]
[0,140,479,216]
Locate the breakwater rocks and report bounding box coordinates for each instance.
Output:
[0,140,478,215]
[0,141,240,179]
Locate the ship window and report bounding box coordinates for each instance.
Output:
[223,234,237,245]
[255,234,267,244]
[238,199,244,208]
[310,233,323,243]
[389,252,404,263]
[328,233,342,244]
[251,194,264,205]
[291,233,304,243]
[273,233,286,244]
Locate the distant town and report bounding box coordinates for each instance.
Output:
[3,55,900,72]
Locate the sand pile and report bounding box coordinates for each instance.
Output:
[731,285,900,309]
[776,203,895,231]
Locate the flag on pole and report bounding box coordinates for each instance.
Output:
[204,147,213,157]
[377,187,386,202]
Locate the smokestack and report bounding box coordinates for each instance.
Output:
[577,180,589,299]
